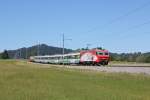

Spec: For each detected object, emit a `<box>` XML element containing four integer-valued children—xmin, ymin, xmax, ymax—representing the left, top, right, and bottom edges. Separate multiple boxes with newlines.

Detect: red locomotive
<box><xmin>80</xmin><ymin>49</ymin><xmax>110</xmax><ymax>65</ymax></box>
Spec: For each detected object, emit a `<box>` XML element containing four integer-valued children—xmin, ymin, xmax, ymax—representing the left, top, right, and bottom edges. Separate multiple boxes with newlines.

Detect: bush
<box><xmin>1</xmin><ymin>50</ymin><xmax>9</xmax><ymax>59</ymax></box>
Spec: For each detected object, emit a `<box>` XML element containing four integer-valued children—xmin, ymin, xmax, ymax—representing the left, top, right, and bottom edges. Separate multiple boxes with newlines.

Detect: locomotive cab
<box><xmin>80</xmin><ymin>49</ymin><xmax>110</xmax><ymax>66</ymax></box>
<box><xmin>96</xmin><ymin>50</ymin><xmax>109</xmax><ymax>65</ymax></box>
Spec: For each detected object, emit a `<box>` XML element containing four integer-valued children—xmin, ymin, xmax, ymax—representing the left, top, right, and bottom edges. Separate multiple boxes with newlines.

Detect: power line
<box><xmin>85</xmin><ymin>1</ymin><xmax>150</xmax><ymax>33</ymax></box>
<box><xmin>62</xmin><ymin>33</ymin><xmax>72</xmax><ymax>65</ymax></box>
<box><xmin>86</xmin><ymin>44</ymin><xmax>91</xmax><ymax>49</ymax></box>
<box><xmin>20</xmin><ymin>49</ymin><xmax>22</xmax><ymax>59</ymax></box>
<box><xmin>107</xmin><ymin>20</ymin><xmax>150</xmax><ymax>39</ymax></box>
<box><xmin>120</xmin><ymin>20</ymin><xmax>150</xmax><ymax>35</ymax></box>
<box><xmin>37</xmin><ymin>43</ymin><xmax>40</xmax><ymax>56</ymax></box>
<box><xmin>26</xmin><ymin>48</ymin><xmax>28</xmax><ymax>59</ymax></box>
<box><xmin>108</xmin><ymin>1</ymin><xmax>150</xmax><ymax>24</ymax></box>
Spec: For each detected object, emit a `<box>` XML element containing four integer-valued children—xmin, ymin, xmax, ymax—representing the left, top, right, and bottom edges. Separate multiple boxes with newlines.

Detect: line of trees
<box><xmin>110</xmin><ymin>52</ymin><xmax>150</xmax><ymax>63</ymax></box>
<box><xmin>0</xmin><ymin>50</ymin><xmax>9</xmax><ymax>59</ymax></box>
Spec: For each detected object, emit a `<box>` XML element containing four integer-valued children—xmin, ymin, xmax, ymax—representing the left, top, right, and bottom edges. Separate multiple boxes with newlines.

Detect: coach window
<box><xmin>75</xmin><ymin>55</ymin><xmax>80</xmax><ymax>59</ymax></box>
<box><xmin>44</xmin><ymin>57</ymin><xmax>47</xmax><ymax>59</ymax></box>
<box><xmin>72</xmin><ymin>55</ymin><xmax>75</xmax><ymax>59</ymax></box>
<box><xmin>64</xmin><ymin>56</ymin><xmax>67</xmax><ymax>59</ymax></box>
<box><xmin>96</xmin><ymin>52</ymin><xmax>103</xmax><ymax>55</ymax></box>
<box><xmin>67</xmin><ymin>56</ymin><xmax>71</xmax><ymax>59</ymax></box>
<box><xmin>48</xmin><ymin>57</ymin><xmax>51</xmax><ymax>60</ymax></box>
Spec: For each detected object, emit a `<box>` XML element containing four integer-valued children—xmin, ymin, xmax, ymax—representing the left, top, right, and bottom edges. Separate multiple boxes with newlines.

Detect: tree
<box><xmin>97</xmin><ymin>47</ymin><xmax>103</xmax><ymax>50</ymax></box>
<box><xmin>0</xmin><ymin>53</ymin><xmax>1</xmax><ymax>59</ymax></box>
<box><xmin>1</xmin><ymin>50</ymin><xmax>9</xmax><ymax>59</ymax></box>
<box><xmin>145</xmin><ymin>56</ymin><xmax>150</xmax><ymax>63</ymax></box>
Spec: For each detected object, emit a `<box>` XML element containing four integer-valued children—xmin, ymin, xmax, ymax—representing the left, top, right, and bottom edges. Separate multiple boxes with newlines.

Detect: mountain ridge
<box><xmin>7</xmin><ymin>44</ymin><xmax>74</xmax><ymax>59</ymax></box>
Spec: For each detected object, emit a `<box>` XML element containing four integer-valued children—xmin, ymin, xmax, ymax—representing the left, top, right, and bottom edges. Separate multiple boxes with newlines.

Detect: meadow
<box><xmin>109</xmin><ymin>61</ymin><xmax>150</xmax><ymax>67</ymax></box>
<box><xmin>0</xmin><ymin>60</ymin><xmax>150</xmax><ymax>100</ymax></box>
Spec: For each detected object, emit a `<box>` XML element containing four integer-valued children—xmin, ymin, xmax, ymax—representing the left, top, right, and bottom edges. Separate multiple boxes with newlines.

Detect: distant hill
<box><xmin>7</xmin><ymin>44</ymin><xmax>74</xmax><ymax>59</ymax></box>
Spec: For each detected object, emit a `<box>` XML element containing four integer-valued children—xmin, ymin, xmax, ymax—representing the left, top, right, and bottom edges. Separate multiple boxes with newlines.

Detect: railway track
<box><xmin>61</xmin><ymin>65</ymin><xmax>150</xmax><ymax>75</ymax></box>
<box><xmin>31</xmin><ymin>62</ymin><xmax>150</xmax><ymax>75</ymax></box>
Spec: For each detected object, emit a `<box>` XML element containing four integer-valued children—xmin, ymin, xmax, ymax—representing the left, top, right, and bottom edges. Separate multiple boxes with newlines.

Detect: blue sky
<box><xmin>0</xmin><ymin>0</ymin><xmax>150</xmax><ymax>53</ymax></box>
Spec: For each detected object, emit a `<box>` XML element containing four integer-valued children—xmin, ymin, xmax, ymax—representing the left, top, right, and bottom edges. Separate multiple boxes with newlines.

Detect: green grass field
<box><xmin>0</xmin><ymin>60</ymin><xmax>150</xmax><ymax>100</ymax></box>
<box><xmin>109</xmin><ymin>61</ymin><xmax>150</xmax><ymax>67</ymax></box>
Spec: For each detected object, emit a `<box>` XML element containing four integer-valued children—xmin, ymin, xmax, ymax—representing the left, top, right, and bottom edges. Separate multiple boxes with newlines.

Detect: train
<box><xmin>29</xmin><ymin>49</ymin><xmax>110</xmax><ymax>66</ymax></box>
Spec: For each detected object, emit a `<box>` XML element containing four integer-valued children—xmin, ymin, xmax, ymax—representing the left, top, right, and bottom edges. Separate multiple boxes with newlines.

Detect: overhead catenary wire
<box><xmin>107</xmin><ymin>20</ymin><xmax>150</xmax><ymax>38</ymax></box>
<box><xmin>81</xmin><ymin>0</ymin><xmax>150</xmax><ymax>47</ymax></box>
<box><xmin>75</xmin><ymin>1</ymin><xmax>150</xmax><ymax>51</ymax></box>
<box><xmin>108</xmin><ymin>1</ymin><xmax>150</xmax><ymax>24</ymax></box>
<box><xmin>85</xmin><ymin>1</ymin><xmax>150</xmax><ymax>34</ymax></box>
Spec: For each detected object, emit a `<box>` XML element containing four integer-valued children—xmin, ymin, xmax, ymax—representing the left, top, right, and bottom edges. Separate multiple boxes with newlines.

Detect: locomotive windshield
<box><xmin>96</xmin><ymin>52</ymin><xmax>103</xmax><ymax>55</ymax></box>
<box><xmin>104</xmin><ymin>52</ymin><xmax>109</xmax><ymax>55</ymax></box>
<box><xmin>96</xmin><ymin>52</ymin><xmax>109</xmax><ymax>55</ymax></box>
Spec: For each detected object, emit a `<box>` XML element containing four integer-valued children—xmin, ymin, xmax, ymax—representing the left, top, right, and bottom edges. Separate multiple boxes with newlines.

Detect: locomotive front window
<box><xmin>96</xmin><ymin>52</ymin><xmax>103</xmax><ymax>55</ymax></box>
<box><xmin>105</xmin><ymin>52</ymin><xmax>109</xmax><ymax>55</ymax></box>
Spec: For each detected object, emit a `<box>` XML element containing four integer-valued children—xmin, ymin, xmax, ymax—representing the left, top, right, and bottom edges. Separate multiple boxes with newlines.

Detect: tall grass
<box><xmin>0</xmin><ymin>60</ymin><xmax>150</xmax><ymax>100</ymax></box>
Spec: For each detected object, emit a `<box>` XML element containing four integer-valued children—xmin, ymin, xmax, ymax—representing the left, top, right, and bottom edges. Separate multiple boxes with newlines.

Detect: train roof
<box><xmin>31</xmin><ymin>52</ymin><xmax>80</xmax><ymax>58</ymax></box>
<box><xmin>80</xmin><ymin>49</ymin><xmax>109</xmax><ymax>52</ymax></box>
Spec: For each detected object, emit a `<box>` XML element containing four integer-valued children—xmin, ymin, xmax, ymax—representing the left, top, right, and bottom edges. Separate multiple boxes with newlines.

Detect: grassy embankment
<box><xmin>109</xmin><ymin>61</ymin><xmax>150</xmax><ymax>67</ymax></box>
<box><xmin>0</xmin><ymin>60</ymin><xmax>150</xmax><ymax>100</ymax></box>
